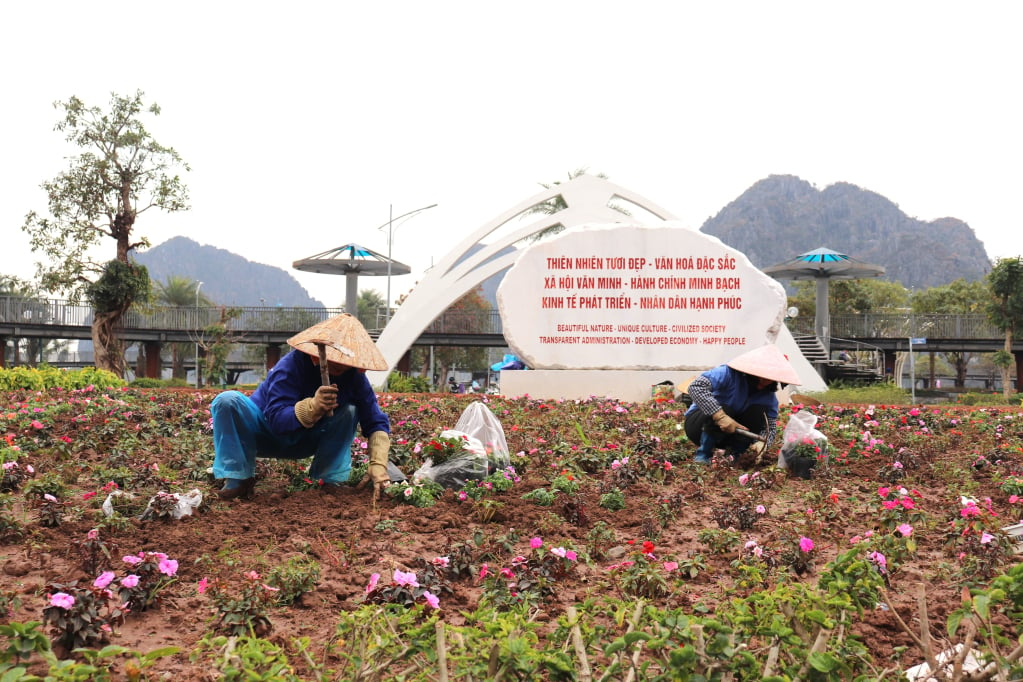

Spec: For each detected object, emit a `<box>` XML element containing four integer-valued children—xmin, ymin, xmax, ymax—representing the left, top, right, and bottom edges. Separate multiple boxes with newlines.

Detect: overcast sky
<box><xmin>3</xmin><ymin>1</ymin><xmax>1020</xmax><ymax>307</ymax></box>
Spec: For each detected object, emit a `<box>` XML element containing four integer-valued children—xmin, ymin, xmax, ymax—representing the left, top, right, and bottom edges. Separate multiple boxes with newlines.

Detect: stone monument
<box><xmin>496</xmin><ymin>221</ymin><xmax>825</xmax><ymax>401</ymax></box>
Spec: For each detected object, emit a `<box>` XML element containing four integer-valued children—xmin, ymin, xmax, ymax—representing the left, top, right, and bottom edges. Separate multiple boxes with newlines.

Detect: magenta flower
<box><xmin>799</xmin><ymin>537</ymin><xmax>815</xmax><ymax>552</ymax></box>
<box><xmin>565</xmin><ymin>549</ymin><xmax>578</xmax><ymax>561</ymax></box>
<box><xmin>499</xmin><ymin>567</ymin><xmax>515</xmax><ymax>579</ymax></box>
<box><xmin>393</xmin><ymin>569</ymin><xmax>419</xmax><ymax>587</ymax></box>
<box><xmin>121</xmin><ymin>574</ymin><xmax>140</xmax><ymax>589</ymax></box>
<box><xmin>868</xmin><ymin>551</ymin><xmax>887</xmax><ymax>572</ymax></box>
<box><xmin>93</xmin><ymin>571</ymin><xmax>116</xmax><ymax>589</ymax></box>
<box><xmin>530</xmin><ymin>536</ymin><xmax>543</xmax><ymax>549</ymax></box>
<box><xmin>196</xmin><ymin>577</ymin><xmax>208</xmax><ymax>594</ymax></box>
<box><xmin>158</xmin><ymin>558</ymin><xmax>179</xmax><ymax>576</ymax></box>
<box><xmin>423</xmin><ymin>590</ymin><xmax>440</xmax><ymax>609</ymax></box>
<box><xmin>479</xmin><ymin>562</ymin><xmax>490</xmax><ymax>580</ymax></box>
<box><xmin>49</xmin><ymin>592</ymin><xmax>75</xmax><ymax>609</ymax></box>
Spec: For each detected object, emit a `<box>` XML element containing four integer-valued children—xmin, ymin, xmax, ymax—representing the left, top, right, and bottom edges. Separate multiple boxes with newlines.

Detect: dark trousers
<box><xmin>685</xmin><ymin>405</ymin><xmax>770</xmax><ymax>460</ymax></box>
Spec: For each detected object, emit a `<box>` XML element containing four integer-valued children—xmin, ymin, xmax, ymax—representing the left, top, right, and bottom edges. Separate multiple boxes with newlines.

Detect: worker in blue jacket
<box><xmin>210</xmin><ymin>314</ymin><xmax>391</xmax><ymax>500</ymax></box>
<box><xmin>684</xmin><ymin>344</ymin><xmax>800</xmax><ymax>465</ymax></box>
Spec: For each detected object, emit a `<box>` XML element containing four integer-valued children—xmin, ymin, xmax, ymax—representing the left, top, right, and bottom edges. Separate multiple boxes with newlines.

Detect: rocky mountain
<box><xmin>700</xmin><ymin>175</ymin><xmax>991</xmax><ymax>289</ymax></box>
<box><xmin>133</xmin><ymin>236</ymin><xmax>325</xmax><ymax>308</ymax></box>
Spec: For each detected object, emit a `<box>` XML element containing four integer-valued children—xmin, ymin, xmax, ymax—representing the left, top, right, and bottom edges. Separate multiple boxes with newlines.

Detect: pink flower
<box><xmin>158</xmin><ymin>558</ymin><xmax>179</xmax><ymax>576</ymax></box>
<box><xmin>499</xmin><ymin>567</ymin><xmax>515</xmax><ymax>579</ymax></box>
<box><xmin>457</xmin><ymin>491</ymin><xmax>468</xmax><ymax>501</ymax></box>
<box><xmin>423</xmin><ymin>590</ymin><xmax>440</xmax><ymax>609</ymax></box>
<box><xmin>244</xmin><ymin>570</ymin><xmax>261</xmax><ymax>581</ymax></box>
<box><xmin>565</xmin><ymin>550</ymin><xmax>578</xmax><ymax>561</ymax></box>
<box><xmin>196</xmin><ymin>577</ymin><xmax>208</xmax><ymax>594</ymax></box>
<box><xmin>49</xmin><ymin>592</ymin><xmax>75</xmax><ymax>609</ymax></box>
<box><xmin>93</xmin><ymin>571</ymin><xmax>116</xmax><ymax>589</ymax></box>
<box><xmin>31</xmin><ymin>420</ymin><xmax>44</xmax><ymax>429</ymax></box>
<box><xmin>868</xmin><ymin>551</ymin><xmax>887</xmax><ymax>572</ymax></box>
<box><xmin>981</xmin><ymin>532</ymin><xmax>994</xmax><ymax>544</ymax></box>
<box><xmin>121</xmin><ymin>574</ymin><xmax>140</xmax><ymax>589</ymax></box>
<box><xmin>365</xmin><ymin>573</ymin><xmax>380</xmax><ymax>594</ymax></box>
<box><xmin>123</xmin><ymin>555</ymin><xmax>143</xmax><ymax>566</ymax></box>
<box><xmin>738</xmin><ymin>473</ymin><xmax>750</xmax><ymax>486</ymax></box>
<box><xmin>393</xmin><ymin>569</ymin><xmax>419</xmax><ymax>587</ymax></box>
<box><xmin>550</xmin><ymin>547</ymin><xmax>567</xmax><ymax>558</ymax></box>
<box><xmin>86</xmin><ymin>528</ymin><xmax>100</xmax><ymax>540</ymax></box>
<box><xmin>43</xmin><ymin>493</ymin><xmax>58</xmax><ymax>503</ymax></box>
<box><xmin>530</xmin><ymin>536</ymin><xmax>543</xmax><ymax>549</ymax></box>
<box><xmin>799</xmin><ymin>537</ymin><xmax>815</xmax><ymax>553</ymax></box>
<box><xmin>755</xmin><ymin>505</ymin><xmax>766</xmax><ymax>514</ymax></box>
<box><xmin>897</xmin><ymin>524</ymin><xmax>913</xmax><ymax>537</ymax></box>
<box><xmin>82</xmin><ymin>491</ymin><xmax>97</xmax><ymax>501</ymax></box>
<box><xmin>663</xmin><ymin>561</ymin><xmax>678</xmax><ymax>572</ymax></box>
<box><xmin>431</xmin><ymin>556</ymin><xmax>449</xmax><ymax>567</ymax></box>
<box><xmin>877</xmin><ymin>486</ymin><xmax>890</xmax><ymax>498</ymax></box>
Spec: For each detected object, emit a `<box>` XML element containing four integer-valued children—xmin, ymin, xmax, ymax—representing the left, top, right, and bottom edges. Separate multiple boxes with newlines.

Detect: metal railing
<box><xmin>0</xmin><ymin>297</ymin><xmax>1006</xmax><ymax>344</ymax></box>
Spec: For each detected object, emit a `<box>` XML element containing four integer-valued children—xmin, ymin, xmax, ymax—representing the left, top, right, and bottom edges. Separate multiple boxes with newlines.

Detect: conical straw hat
<box><xmin>287</xmin><ymin>314</ymin><xmax>388</xmax><ymax>371</ymax></box>
<box><xmin>726</xmin><ymin>344</ymin><xmax>801</xmax><ymax>385</ymax></box>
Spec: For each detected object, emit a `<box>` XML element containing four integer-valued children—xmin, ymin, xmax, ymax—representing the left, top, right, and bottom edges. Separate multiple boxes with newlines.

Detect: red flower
<box><xmin>642</xmin><ymin>541</ymin><xmax>655</xmax><ymax>554</ymax></box>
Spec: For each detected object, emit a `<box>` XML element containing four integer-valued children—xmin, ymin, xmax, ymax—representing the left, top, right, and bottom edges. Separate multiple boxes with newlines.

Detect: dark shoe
<box><xmin>217</xmin><ymin>478</ymin><xmax>256</xmax><ymax>501</ymax></box>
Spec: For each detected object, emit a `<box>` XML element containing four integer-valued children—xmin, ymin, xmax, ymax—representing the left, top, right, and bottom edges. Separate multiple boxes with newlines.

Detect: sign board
<box><xmin>910</xmin><ymin>337</ymin><xmax>927</xmax><ymax>345</ymax></box>
<box><xmin>496</xmin><ymin>222</ymin><xmax>789</xmax><ymax>370</ymax></box>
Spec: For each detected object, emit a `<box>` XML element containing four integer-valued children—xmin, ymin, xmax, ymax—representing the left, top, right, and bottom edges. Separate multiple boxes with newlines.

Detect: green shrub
<box><xmin>0</xmin><ymin>366</ymin><xmax>125</xmax><ymax>391</ymax></box>
<box><xmin>386</xmin><ymin>372</ymin><xmax>432</xmax><ymax>393</ymax></box>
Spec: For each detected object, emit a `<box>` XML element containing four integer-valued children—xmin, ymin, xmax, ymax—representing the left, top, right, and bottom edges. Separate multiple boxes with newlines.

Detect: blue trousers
<box><xmin>211</xmin><ymin>391</ymin><xmax>357</xmax><ymax>484</ymax></box>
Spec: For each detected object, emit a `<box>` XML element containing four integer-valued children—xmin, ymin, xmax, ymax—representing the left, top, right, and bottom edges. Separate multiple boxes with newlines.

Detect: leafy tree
<box><xmin>789</xmin><ymin>278</ymin><xmax>909</xmax><ymax>318</ymax></box>
<box><xmin>912</xmin><ymin>279</ymin><xmax>990</xmax><ymax>388</ymax></box>
<box><xmin>408</xmin><ymin>285</ymin><xmax>492</xmax><ymax>386</ymax></box>
<box><xmin>986</xmin><ymin>257</ymin><xmax>1023</xmax><ymax>399</ymax></box>
<box><xmin>21</xmin><ymin>91</ymin><xmax>190</xmax><ymax>377</ymax></box>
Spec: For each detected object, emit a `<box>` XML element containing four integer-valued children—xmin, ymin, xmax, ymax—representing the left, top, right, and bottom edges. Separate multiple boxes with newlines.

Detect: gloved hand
<box><xmin>749</xmin><ymin>440</ymin><xmax>766</xmax><ymax>462</ymax></box>
<box><xmin>294</xmin><ymin>385</ymin><xmax>338</xmax><ymax>428</ymax></box>
<box><xmin>711</xmin><ymin>409</ymin><xmax>747</xmax><ymax>435</ymax></box>
<box><xmin>361</xmin><ymin>431</ymin><xmax>391</xmax><ymax>501</ymax></box>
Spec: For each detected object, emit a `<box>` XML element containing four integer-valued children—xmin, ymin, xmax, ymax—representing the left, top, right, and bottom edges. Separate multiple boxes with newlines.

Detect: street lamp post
<box><xmin>195</xmin><ymin>281</ymin><xmax>203</xmax><ymax>388</ymax></box>
<box><xmin>379</xmin><ymin>203</ymin><xmax>437</xmax><ymax>323</ymax></box>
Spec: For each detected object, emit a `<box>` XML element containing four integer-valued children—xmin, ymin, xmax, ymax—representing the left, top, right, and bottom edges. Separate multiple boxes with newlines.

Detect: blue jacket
<box><xmin>685</xmin><ymin>364</ymin><xmax>779</xmax><ymax>421</ymax></box>
<box><xmin>250</xmin><ymin>350</ymin><xmax>390</xmax><ymax>437</ymax></box>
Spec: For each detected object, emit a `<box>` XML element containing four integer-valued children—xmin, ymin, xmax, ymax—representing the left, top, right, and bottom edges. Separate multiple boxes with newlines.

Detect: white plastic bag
<box><xmin>138</xmin><ymin>489</ymin><xmax>204</xmax><ymax>520</ymax></box>
<box><xmin>413</xmin><ymin>402</ymin><xmax>511</xmax><ymax>489</ymax></box>
<box><xmin>777</xmin><ymin>411</ymin><xmax>828</xmax><ymax>478</ymax></box>
<box><xmin>454</xmin><ymin>401</ymin><xmax>510</xmax><ymax>468</ymax></box>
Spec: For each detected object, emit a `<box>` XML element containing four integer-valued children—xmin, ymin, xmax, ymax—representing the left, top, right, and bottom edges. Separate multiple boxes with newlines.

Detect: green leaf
<box><xmin>808</xmin><ymin>651</ymin><xmax>840</xmax><ymax>672</ymax></box>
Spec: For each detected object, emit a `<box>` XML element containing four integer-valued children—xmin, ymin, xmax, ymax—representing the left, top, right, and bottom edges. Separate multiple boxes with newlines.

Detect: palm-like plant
<box><xmin>522</xmin><ymin>168</ymin><xmax>630</xmax><ymax>243</ymax></box>
<box><xmin>154</xmin><ymin>276</ymin><xmax>210</xmax><ymax>379</ymax></box>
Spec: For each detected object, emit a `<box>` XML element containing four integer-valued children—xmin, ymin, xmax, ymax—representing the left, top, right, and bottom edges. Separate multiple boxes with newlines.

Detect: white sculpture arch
<box><xmin>368</xmin><ymin>174</ymin><xmax>679</xmax><ymax>384</ymax></box>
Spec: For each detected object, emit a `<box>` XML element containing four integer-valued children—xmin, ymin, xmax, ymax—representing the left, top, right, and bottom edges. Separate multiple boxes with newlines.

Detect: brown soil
<box><xmin>2</xmin><ymin>390</ymin><xmax>1020</xmax><ymax>679</ymax></box>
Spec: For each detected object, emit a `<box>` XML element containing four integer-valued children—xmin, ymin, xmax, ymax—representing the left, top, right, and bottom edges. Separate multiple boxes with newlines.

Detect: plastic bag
<box><xmin>413</xmin><ymin>402</ymin><xmax>510</xmax><ymax>489</ymax></box>
<box><xmin>139</xmin><ymin>489</ymin><xmax>204</xmax><ymax>520</ymax></box>
<box><xmin>651</xmin><ymin>381</ymin><xmax>675</xmax><ymax>403</ymax></box>
<box><xmin>777</xmin><ymin>411</ymin><xmax>828</xmax><ymax>479</ymax></box>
